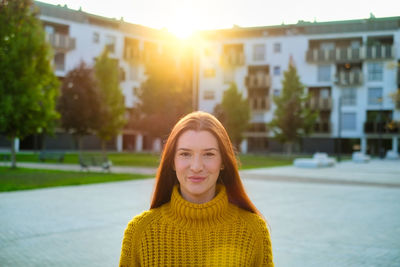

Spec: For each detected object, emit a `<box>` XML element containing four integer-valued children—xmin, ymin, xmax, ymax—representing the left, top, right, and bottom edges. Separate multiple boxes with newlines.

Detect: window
<box><xmin>204</xmin><ymin>68</ymin><xmax>216</xmax><ymax>78</ymax></box>
<box><xmin>273</xmin><ymin>43</ymin><xmax>281</xmax><ymax>53</ymax></box>
<box><xmin>321</xmin><ymin>42</ymin><xmax>334</xmax><ymax>50</ymax></box>
<box><xmin>93</xmin><ymin>32</ymin><xmax>100</xmax><ymax>43</ymax></box>
<box><xmin>129</xmin><ymin>65</ymin><xmax>139</xmax><ymax>81</ymax></box>
<box><xmin>368</xmin><ymin>62</ymin><xmax>383</xmax><ymax>81</ymax></box>
<box><xmin>317</xmin><ymin>65</ymin><xmax>331</xmax><ymax>82</ymax></box>
<box><xmin>44</xmin><ymin>25</ymin><xmax>55</xmax><ymax>35</ymax></box>
<box><xmin>253</xmin><ymin>44</ymin><xmax>266</xmax><ymax>61</ymax></box>
<box><xmin>203</xmin><ymin>90</ymin><xmax>215</xmax><ymax>100</ymax></box>
<box><xmin>273</xmin><ymin>66</ymin><xmax>280</xmax><ymax>76</ymax></box>
<box><xmin>341</xmin><ymin>88</ymin><xmax>356</xmax><ymax>106</ymax></box>
<box><xmin>368</xmin><ymin>87</ymin><xmax>383</xmax><ymax>105</ymax></box>
<box><xmin>105</xmin><ymin>35</ymin><xmax>116</xmax><ymax>53</ymax></box>
<box><xmin>320</xmin><ymin>88</ymin><xmax>330</xmax><ymax>99</ymax></box>
<box><xmin>223</xmin><ymin>69</ymin><xmax>234</xmax><ymax>83</ymax></box>
<box><xmin>341</xmin><ymin>112</ymin><xmax>356</xmax><ymax>131</ymax></box>
<box><xmin>54</xmin><ymin>52</ymin><xmax>65</xmax><ymax>71</ymax></box>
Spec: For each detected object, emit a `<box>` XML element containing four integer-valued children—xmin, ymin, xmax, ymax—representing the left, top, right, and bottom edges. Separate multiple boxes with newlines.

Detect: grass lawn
<box><xmin>0</xmin><ymin>167</ymin><xmax>152</xmax><ymax>192</ymax></box>
<box><xmin>238</xmin><ymin>154</ymin><xmax>297</xmax><ymax>169</ymax></box>
<box><xmin>0</xmin><ymin>152</ymin><xmax>161</xmax><ymax>167</ymax></box>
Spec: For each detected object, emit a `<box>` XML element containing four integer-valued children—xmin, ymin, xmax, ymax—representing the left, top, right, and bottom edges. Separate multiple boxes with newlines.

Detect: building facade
<box><xmin>196</xmin><ymin>18</ymin><xmax>400</xmax><ymax>156</ymax></box>
<box><xmin>3</xmin><ymin>1</ymin><xmax>399</xmax><ymax>156</ymax></box>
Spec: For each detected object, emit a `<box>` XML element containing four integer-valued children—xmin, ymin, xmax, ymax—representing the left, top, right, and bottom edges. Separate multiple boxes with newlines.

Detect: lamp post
<box><xmin>377</xmin><ymin>96</ymin><xmax>383</xmax><ymax>159</ymax></box>
<box><xmin>337</xmin><ymin>95</ymin><xmax>342</xmax><ymax>162</ymax></box>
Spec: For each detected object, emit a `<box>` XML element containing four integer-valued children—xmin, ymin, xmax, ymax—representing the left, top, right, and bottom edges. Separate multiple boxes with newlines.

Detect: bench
<box><xmin>39</xmin><ymin>150</ymin><xmax>65</xmax><ymax>162</ymax></box>
<box><xmin>352</xmin><ymin>152</ymin><xmax>370</xmax><ymax>163</ymax></box>
<box><xmin>385</xmin><ymin>150</ymin><xmax>399</xmax><ymax>160</ymax></box>
<box><xmin>1</xmin><ymin>154</ymin><xmax>11</xmax><ymax>166</ymax></box>
<box><xmin>294</xmin><ymin>152</ymin><xmax>336</xmax><ymax>168</ymax></box>
<box><xmin>79</xmin><ymin>154</ymin><xmax>112</xmax><ymax>172</ymax></box>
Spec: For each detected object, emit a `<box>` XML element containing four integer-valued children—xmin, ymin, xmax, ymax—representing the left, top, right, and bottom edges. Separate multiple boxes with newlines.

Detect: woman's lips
<box><xmin>188</xmin><ymin>176</ymin><xmax>206</xmax><ymax>182</ymax></box>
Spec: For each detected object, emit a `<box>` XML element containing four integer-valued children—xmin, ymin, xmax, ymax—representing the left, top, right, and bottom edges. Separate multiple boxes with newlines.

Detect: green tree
<box><xmin>214</xmin><ymin>83</ymin><xmax>250</xmax><ymax>150</ymax></box>
<box><xmin>0</xmin><ymin>0</ymin><xmax>60</xmax><ymax>168</ymax></box>
<box><xmin>94</xmin><ymin>49</ymin><xmax>126</xmax><ymax>158</ymax></box>
<box><xmin>135</xmin><ymin>51</ymin><xmax>192</xmax><ymax>138</ymax></box>
<box><xmin>57</xmin><ymin>62</ymin><xmax>101</xmax><ymax>153</ymax></box>
<box><xmin>269</xmin><ymin>62</ymin><xmax>317</xmax><ymax>154</ymax></box>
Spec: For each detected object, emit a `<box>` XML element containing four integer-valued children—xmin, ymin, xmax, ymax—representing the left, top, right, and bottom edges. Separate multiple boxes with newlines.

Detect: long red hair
<box><xmin>150</xmin><ymin>111</ymin><xmax>262</xmax><ymax>217</ymax></box>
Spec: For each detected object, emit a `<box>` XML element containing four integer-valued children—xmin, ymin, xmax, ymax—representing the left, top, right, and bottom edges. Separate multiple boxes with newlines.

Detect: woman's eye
<box><xmin>204</xmin><ymin>152</ymin><xmax>215</xmax><ymax>157</ymax></box>
<box><xmin>179</xmin><ymin>152</ymin><xmax>191</xmax><ymax>157</ymax></box>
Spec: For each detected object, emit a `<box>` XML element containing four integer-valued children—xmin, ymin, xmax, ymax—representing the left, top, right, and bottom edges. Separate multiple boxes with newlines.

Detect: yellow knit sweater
<box><xmin>120</xmin><ymin>185</ymin><xmax>273</xmax><ymax>266</ymax></box>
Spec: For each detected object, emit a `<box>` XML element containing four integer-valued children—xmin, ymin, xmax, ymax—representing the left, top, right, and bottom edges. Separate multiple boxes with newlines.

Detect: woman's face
<box><xmin>174</xmin><ymin>130</ymin><xmax>223</xmax><ymax>204</ymax></box>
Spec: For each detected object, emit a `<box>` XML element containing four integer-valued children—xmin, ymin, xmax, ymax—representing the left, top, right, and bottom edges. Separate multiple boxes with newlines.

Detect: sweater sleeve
<box><xmin>119</xmin><ymin>211</ymin><xmax>152</xmax><ymax>267</ymax></box>
<box><xmin>119</xmin><ymin>218</ymin><xmax>140</xmax><ymax>267</ymax></box>
<box><xmin>253</xmin><ymin>215</ymin><xmax>274</xmax><ymax>266</ymax></box>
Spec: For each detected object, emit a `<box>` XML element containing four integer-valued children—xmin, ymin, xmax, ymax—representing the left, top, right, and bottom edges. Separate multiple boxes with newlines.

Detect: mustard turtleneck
<box><xmin>120</xmin><ymin>185</ymin><xmax>273</xmax><ymax>266</ymax></box>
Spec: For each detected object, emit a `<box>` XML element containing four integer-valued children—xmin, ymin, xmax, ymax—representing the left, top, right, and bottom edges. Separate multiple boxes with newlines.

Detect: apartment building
<box><xmin>197</xmin><ymin>18</ymin><xmax>400</xmax><ymax>156</ymax></box>
<box><xmin>3</xmin><ymin>1</ymin><xmax>398</xmax><ymax>157</ymax></box>
<box><xmin>10</xmin><ymin>1</ymin><xmax>178</xmax><ymax>152</ymax></box>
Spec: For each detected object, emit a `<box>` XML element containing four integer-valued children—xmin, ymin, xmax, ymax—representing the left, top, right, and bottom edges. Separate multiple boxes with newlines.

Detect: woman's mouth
<box><xmin>188</xmin><ymin>176</ymin><xmax>206</xmax><ymax>183</ymax></box>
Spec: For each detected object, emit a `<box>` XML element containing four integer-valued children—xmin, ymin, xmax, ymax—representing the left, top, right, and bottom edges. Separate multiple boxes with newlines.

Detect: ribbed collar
<box><xmin>163</xmin><ymin>184</ymin><xmax>234</xmax><ymax>228</ymax></box>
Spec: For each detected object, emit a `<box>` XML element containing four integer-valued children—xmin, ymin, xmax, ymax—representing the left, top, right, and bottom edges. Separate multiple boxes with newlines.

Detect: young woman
<box><xmin>120</xmin><ymin>111</ymin><xmax>273</xmax><ymax>266</ymax></box>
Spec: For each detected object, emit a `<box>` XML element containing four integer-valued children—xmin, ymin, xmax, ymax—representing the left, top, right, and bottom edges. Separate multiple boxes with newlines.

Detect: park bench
<box><xmin>294</xmin><ymin>152</ymin><xmax>336</xmax><ymax>168</ymax></box>
<box><xmin>79</xmin><ymin>154</ymin><xmax>112</xmax><ymax>172</ymax></box>
<box><xmin>39</xmin><ymin>150</ymin><xmax>65</xmax><ymax>162</ymax></box>
<box><xmin>352</xmin><ymin>152</ymin><xmax>370</xmax><ymax>163</ymax></box>
<box><xmin>1</xmin><ymin>154</ymin><xmax>11</xmax><ymax>166</ymax></box>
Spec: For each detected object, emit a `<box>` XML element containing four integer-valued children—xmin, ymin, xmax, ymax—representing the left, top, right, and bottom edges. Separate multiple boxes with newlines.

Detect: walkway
<box><xmin>1</xmin><ymin>159</ymin><xmax>400</xmax><ymax>266</ymax></box>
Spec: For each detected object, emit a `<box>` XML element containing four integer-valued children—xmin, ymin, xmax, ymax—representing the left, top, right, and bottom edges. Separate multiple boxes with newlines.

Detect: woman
<box><xmin>120</xmin><ymin>111</ymin><xmax>273</xmax><ymax>266</ymax></box>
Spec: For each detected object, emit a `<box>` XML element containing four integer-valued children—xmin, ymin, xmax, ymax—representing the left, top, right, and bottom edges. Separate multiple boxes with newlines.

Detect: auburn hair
<box><xmin>150</xmin><ymin>111</ymin><xmax>262</xmax><ymax>217</ymax></box>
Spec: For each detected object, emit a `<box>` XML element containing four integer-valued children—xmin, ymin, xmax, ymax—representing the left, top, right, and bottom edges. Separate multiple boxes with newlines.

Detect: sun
<box><xmin>167</xmin><ymin>8</ymin><xmax>198</xmax><ymax>39</ymax></box>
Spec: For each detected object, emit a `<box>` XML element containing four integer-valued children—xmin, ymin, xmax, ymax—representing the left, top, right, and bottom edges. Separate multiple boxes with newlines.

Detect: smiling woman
<box><xmin>120</xmin><ymin>111</ymin><xmax>273</xmax><ymax>266</ymax></box>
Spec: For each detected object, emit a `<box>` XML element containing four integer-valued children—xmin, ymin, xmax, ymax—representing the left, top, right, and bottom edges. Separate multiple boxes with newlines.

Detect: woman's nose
<box><xmin>190</xmin><ymin>155</ymin><xmax>203</xmax><ymax>172</ymax></box>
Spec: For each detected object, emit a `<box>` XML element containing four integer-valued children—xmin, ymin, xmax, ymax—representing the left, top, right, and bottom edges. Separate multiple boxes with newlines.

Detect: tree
<box><xmin>135</xmin><ymin>49</ymin><xmax>192</xmax><ymax>139</ymax></box>
<box><xmin>94</xmin><ymin>49</ymin><xmax>126</xmax><ymax>158</ymax></box>
<box><xmin>57</xmin><ymin>62</ymin><xmax>101</xmax><ymax>152</ymax></box>
<box><xmin>269</xmin><ymin>62</ymin><xmax>317</xmax><ymax>154</ymax></box>
<box><xmin>0</xmin><ymin>0</ymin><xmax>60</xmax><ymax>168</ymax></box>
<box><xmin>214</xmin><ymin>83</ymin><xmax>250</xmax><ymax>150</ymax></box>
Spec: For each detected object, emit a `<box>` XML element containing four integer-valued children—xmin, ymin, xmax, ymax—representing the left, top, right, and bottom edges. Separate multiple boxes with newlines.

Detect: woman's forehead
<box><xmin>176</xmin><ymin>130</ymin><xmax>219</xmax><ymax>149</ymax></box>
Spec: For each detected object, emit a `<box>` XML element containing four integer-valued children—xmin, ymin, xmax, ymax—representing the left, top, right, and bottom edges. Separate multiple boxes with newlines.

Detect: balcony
<box><xmin>335</xmin><ymin>71</ymin><xmax>363</xmax><ymax>87</ymax></box>
<box><xmin>306</xmin><ymin>44</ymin><xmax>395</xmax><ymax>63</ymax></box>
<box><xmin>364</xmin><ymin>121</ymin><xmax>399</xmax><ymax>134</ymax></box>
<box><xmin>221</xmin><ymin>52</ymin><xmax>245</xmax><ymax>67</ymax></box>
<box><xmin>314</xmin><ymin>122</ymin><xmax>331</xmax><ymax>134</ymax></box>
<box><xmin>46</xmin><ymin>33</ymin><xmax>75</xmax><ymax>52</ymax></box>
<box><xmin>306</xmin><ymin>47</ymin><xmax>361</xmax><ymax>63</ymax></box>
<box><xmin>307</xmin><ymin>97</ymin><xmax>332</xmax><ymax>110</ymax></box>
<box><xmin>124</xmin><ymin>46</ymin><xmax>141</xmax><ymax>64</ymax></box>
<box><xmin>245</xmin><ymin>75</ymin><xmax>271</xmax><ymax>88</ymax></box>
<box><xmin>365</xmin><ymin>44</ymin><xmax>394</xmax><ymax>60</ymax></box>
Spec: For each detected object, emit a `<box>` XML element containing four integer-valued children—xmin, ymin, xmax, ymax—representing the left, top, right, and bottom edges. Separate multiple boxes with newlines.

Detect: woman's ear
<box><xmin>220</xmin><ymin>165</ymin><xmax>224</xmax><ymax>170</ymax></box>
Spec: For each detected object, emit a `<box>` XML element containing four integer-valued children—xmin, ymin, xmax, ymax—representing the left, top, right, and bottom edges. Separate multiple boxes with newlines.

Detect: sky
<box><xmin>38</xmin><ymin>0</ymin><xmax>400</xmax><ymax>38</ymax></box>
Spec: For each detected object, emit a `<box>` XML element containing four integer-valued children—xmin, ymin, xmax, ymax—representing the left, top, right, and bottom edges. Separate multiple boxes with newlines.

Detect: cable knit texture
<box><xmin>120</xmin><ymin>185</ymin><xmax>273</xmax><ymax>266</ymax></box>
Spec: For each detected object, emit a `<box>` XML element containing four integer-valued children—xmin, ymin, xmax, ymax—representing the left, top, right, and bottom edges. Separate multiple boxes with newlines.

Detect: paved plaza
<box><xmin>1</xmin><ymin>160</ymin><xmax>400</xmax><ymax>266</ymax></box>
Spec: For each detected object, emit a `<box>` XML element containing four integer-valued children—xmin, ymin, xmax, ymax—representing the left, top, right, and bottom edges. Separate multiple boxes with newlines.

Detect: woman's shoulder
<box><xmin>233</xmin><ymin>205</ymin><xmax>269</xmax><ymax>232</ymax></box>
<box><xmin>125</xmin><ymin>207</ymin><xmax>162</xmax><ymax>233</ymax></box>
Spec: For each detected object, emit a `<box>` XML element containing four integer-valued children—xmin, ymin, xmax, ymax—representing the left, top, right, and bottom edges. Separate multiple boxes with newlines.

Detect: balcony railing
<box><xmin>365</xmin><ymin>45</ymin><xmax>394</xmax><ymax>60</ymax></box>
<box><xmin>221</xmin><ymin>52</ymin><xmax>245</xmax><ymax>67</ymax></box>
<box><xmin>314</xmin><ymin>122</ymin><xmax>331</xmax><ymax>133</ymax></box>
<box><xmin>335</xmin><ymin>71</ymin><xmax>363</xmax><ymax>87</ymax></box>
<box><xmin>308</xmin><ymin>97</ymin><xmax>332</xmax><ymax>110</ymax></box>
<box><xmin>46</xmin><ymin>33</ymin><xmax>76</xmax><ymax>51</ymax></box>
<box><xmin>306</xmin><ymin>44</ymin><xmax>394</xmax><ymax>63</ymax></box>
<box><xmin>364</xmin><ymin>121</ymin><xmax>399</xmax><ymax>134</ymax></box>
<box><xmin>245</xmin><ymin>75</ymin><xmax>271</xmax><ymax>88</ymax></box>
<box><xmin>124</xmin><ymin>46</ymin><xmax>141</xmax><ymax>63</ymax></box>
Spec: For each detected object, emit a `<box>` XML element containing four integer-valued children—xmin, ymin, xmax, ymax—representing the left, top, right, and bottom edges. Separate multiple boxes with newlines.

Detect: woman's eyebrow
<box><xmin>176</xmin><ymin>147</ymin><xmax>219</xmax><ymax>151</ymax></box>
